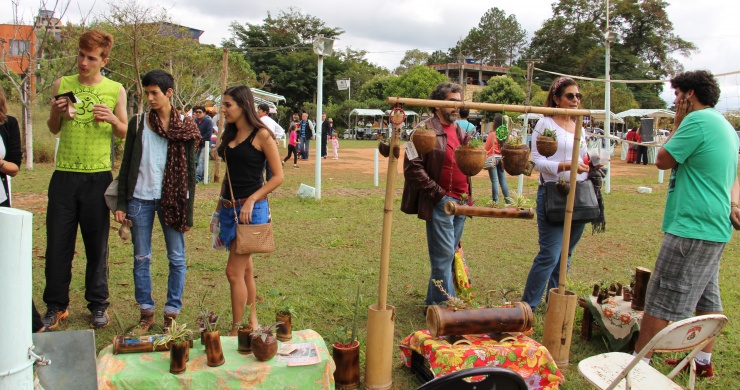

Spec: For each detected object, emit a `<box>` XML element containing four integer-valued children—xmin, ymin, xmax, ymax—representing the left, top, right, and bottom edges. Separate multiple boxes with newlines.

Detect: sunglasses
<box><xmin>562</xmin><ymin>93</ymin><xmax>582</xmax><ymax>101</ymax></box>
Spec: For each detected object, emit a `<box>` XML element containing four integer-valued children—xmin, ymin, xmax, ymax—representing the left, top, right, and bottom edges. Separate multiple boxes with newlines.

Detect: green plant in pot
<box><xmin>199</xmin><ymin>310</ymin><xmax>225</xmax><ymax>367</ymax></box>
<box><xmin>454</xmin><ymin>139</ymin><xmax>486</xmax><ymax>176</ymax></box>
<box><xmin>251</xmin><ymin>322</ymin><xmax>283</xmax><ymax>362</ymax></box>
<box><xmin>237</xmin><ymin>305</ymin><xmax>254</xmax><ymax>354</ymax></box>
<box><xmin>536</xmin><ymin>128</ymin><xmax>558</xmax><ymax>157</ymax></box>
<box><xmin>275</xmin><ymin>303</ymin><xmax>296</xmax><ymax>342</ymax></box>
<box><xmin>411</xmin><ymin>124</ymin><xmax>435</xmax><ymax>155</ymax></box>
<box><xmin>152</xmin><ymin>318</ymin><xmax>192</xmax><ymax>375</ymax></box>
<box><xmin>333</xmin><ymin>284</ymin><xmax>362</xmax><ymax>390</ymax></box>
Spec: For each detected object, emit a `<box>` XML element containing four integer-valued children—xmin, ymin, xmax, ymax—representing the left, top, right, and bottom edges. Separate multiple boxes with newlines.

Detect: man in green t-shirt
<box><xmin>634</xmin><ymin>70</ymin><xmax>739</xmax><ymax>378</ymax></box>
<box><xmin>42</xmin><ymin>29</ymin><xmax>128</xmax><ymax>329</ymax></box>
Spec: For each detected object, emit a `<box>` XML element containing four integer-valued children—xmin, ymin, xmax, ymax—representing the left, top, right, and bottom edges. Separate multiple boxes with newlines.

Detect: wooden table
<box><xmin>579</xmin><ymin>297</ymin><xmax>641</xmax><ymax>352</ymax></box>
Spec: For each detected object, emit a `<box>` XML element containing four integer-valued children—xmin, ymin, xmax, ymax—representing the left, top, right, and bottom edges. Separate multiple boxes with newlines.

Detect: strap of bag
<box><xmin>223</xmin><ymin>154</ymin><xmax>239</xmax><ymax>224</ymax></box>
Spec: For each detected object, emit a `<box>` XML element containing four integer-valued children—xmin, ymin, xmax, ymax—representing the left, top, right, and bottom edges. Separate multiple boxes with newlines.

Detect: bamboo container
<box><xmin>426</xmin><ymin>303</ymin><xmax>533</xmax><ymax>338</ymax></box>
<box><xmin>445</xmin><ymin>202</ymin><xmax>535</xmax><ymax>219</ymax></box>
<box><xmin>631</xmin><ymin>267</ymin><xmax>652</xmax><ymax>311</ymax></box>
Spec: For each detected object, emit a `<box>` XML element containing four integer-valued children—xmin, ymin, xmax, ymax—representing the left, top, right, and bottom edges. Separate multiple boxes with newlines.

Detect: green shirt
<box><xmin>662</xmin><ymin>108</ymin><xmax>739</xmax><ymax>242</ymax></box>
<box><xmin>56</xmin><ymin>75</ymin><xmax>121</xmax><ymax>172</ymax></box>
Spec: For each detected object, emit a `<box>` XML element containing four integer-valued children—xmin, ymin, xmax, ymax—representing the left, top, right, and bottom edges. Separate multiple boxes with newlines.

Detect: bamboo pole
<box><xmin>385</xmin><ymin>97</ymin><xmax>591</xmax><ymax>117</ymax></box>
<box><xmin>445</xmin><ymin>202</ymin><xmax>534</xmax><ymax>219</ymax></box>
<box><xmin>558</xmin><ymin>115</ymin><xmax>584</xmax><ymax>294</ymax></box>
<box><xmin>213</xmin><ymin>48</ymin><xmax>228</xmax><ymax>184</ymax></box>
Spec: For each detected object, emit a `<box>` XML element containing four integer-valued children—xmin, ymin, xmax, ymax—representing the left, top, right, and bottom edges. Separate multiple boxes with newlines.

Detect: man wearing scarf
<box><xmin>114</xmin><ymin>70</ymin><xmax>200</xmax><ymax>332</ymax></box>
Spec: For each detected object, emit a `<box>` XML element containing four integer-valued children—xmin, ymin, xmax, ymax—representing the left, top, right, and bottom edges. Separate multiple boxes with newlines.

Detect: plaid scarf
<box><xmin>148</xmin><ymin>108</ymin><xmax>201</xmax><ymax>232</ymax></box>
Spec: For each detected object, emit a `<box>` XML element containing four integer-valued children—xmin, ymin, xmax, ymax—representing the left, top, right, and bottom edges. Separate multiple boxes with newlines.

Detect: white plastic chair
<box><xmin>578</xmin><ymin>314</ymin><xmax>728</xmax><ymax>390</ymax></box>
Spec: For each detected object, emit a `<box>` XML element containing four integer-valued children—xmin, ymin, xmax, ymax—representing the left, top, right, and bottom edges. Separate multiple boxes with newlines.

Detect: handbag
<box><xmin>543</xmin><ymin>180</ymin><xmax>599</xmax><ymax>224</ymax></box>
<box><xmin>224</xmin><ymin>155</ymin><xmax>275</xmax><ymax>254</ymax></box>
<box><xmin>482</xmin><ymin>155</ymin><xmax>495</xmax><ymax>170</ymax></box>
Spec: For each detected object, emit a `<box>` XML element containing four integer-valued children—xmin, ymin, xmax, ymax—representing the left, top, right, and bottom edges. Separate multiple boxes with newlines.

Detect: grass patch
<box><xmin>12</xmin><ymin>149</ymin><xmax>739</xmax><ymax>389</ymax></box>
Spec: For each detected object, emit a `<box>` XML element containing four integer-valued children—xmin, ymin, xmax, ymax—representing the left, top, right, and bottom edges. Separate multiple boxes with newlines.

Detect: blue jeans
<box><xmin>300</xmin><ymin>137</ymin><xmax>310</xmax><ymax>159</ymax></box>
<box><xmin>128</xmin><ymin>198</ymin><xmax>186</xmax><ymax>314</ymax></box>
<box><xmin>521</xmin><ymin>186</ymin><xmax>586</xmax><ymax>311</ymax></box>
<box><xmin>425</xmin><ymin>196</ymin><xmax>466</xmax><ymax>305</ymax></box>
<box><xmin>196</xmin><ymin>147</ymin><xmax>207</xmax><ymax>182</ymax></box>
<box><xmin>488</xmin><ymin>161</ymin><xmax>510</xmax><ymax>203</ymax></box>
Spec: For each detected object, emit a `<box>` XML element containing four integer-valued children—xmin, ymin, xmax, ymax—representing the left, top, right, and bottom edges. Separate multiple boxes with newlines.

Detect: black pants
<box><xmin>637</xmin><ymin>146</ymin><xmax>649</xmax><ymax>165</ymax></box>
<box><xmin>43</xmin><ymin>171</ymin><xmax>111</xmax><ymax>312</ymax></box>
<box><xmin>321</xmin><ymin>135</ymin><xmax>328</xmax><ymax>158</ymax></box>
<box><xmin>284</xmin><ymin>145</ymin><xmax>298</xmax><ymax>164</ymax></box>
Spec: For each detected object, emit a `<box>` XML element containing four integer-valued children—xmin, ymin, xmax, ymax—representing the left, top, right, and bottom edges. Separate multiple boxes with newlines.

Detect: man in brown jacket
<box><xmin>401</xmin><ymin>82</ymin><xmax>472</xmax><ymax>308</ymax></box>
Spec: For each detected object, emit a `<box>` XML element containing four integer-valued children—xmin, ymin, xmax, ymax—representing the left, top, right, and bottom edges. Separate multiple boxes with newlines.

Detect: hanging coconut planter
<box><xmin>454</xmin><ymin>140</ymin><xmax>486</xmax><ymax>176</ymax></box>
<box><xmin>411</xmin><ymin>128</ymin><xmax>435</xmax><ymax>155</ymax></box>
<box><xmin>501</xmin><ymin>143</ymin><xmax>531</xmax><ymax>176</ymax></box>
<box><xmin>252</xmin><ymin>322</ymin><xmax>282</xmax><ymax>362</ymax></box>
<box><xmin>378</xmin><ymin>140</ymin><xmax>400</xmax><ymax>159</ymax></box>
<box><xmin>536</xmin><ymin>128</ymin><xmax>558</xmax><ymax>157</ymax></box>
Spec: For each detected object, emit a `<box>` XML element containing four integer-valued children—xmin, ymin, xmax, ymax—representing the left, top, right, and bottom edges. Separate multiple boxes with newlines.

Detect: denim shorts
<box><xmin>218</xmin><ymin>198</ymin><xmax>270</xmax><ymax>250</ymax></box>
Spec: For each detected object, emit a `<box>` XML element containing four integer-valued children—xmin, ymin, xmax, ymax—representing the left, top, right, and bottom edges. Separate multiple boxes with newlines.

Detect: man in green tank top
<box><xmin>42</xmin><ymin>29</ymin><xmax>128</xmax><ymax>329</ymax></box>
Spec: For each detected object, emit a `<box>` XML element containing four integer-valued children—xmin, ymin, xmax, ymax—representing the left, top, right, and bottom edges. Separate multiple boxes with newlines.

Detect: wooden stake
<box><xmin>558</xmin><ymin>115</ymin><xmax>584</xmax><ymax>294</ymax></box>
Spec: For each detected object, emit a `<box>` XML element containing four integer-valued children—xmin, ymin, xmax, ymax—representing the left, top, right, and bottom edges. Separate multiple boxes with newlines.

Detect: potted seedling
<box><xmin>199</xmin><ymin>310</ymin><xmax>225</xmax><ymax>367</ymax></box>
<box><xmin>454</xmin><ymin>139</ymin><xmax>487</xmax><ymax>176</ymax></box>
<box><xmin>501</xmin><ymin>137</ymin><xmax>531</xmax><ymax>176</ymax></box>
<box><xmin>237</xmin><ymin>305</ymin><xmax>254</xmax><ymax>354</ymax></box>
<box><xmin>275</xmin><ymin>303</ymin><xmax>296</xmax><ymax>342</ymax></box>
<box><xmin>503</xmin><ymin>191</ymin><xmax>534</xmax><ymax>210</ymax></box>
<box><xmin>152</xmin><ymin>318</ymin><xmax>192</xmax><ymax>375</ymax></box>
<box><xmin>410</xmin><ymin>124</ymin><xmax>435</xmax><ymax>154</ymax></box>
<box><xmin>536</xmin><ymin>128</ymin><xmax>558</xmax><ymax>157</ymax></box>
<box><xmin>251</xmin><ymin>322</ymin><xmax>283</xmax><ymax>362</ymax></box>
<box><xmin>333</xmin><ymin>285</ymin><xmax>362</xmax><ymax>390</ymax></box>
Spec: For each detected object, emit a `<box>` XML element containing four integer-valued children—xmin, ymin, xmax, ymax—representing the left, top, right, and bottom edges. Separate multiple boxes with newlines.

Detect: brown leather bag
<box><xmin>224</xmin><ymin>156</ymin><xmax>275</xmax><ymax>254</ymax></box>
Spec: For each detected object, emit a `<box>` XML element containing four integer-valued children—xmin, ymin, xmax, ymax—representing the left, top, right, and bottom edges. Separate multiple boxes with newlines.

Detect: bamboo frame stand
<box><xmin>384</xmin><ymin>97</ymin><xmax>590</xmax><ymax>368</ymax></box>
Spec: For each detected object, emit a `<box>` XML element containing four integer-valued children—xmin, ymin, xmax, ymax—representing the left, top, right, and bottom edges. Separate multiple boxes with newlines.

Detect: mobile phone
<box><xmin>54</xmin><ymin>91</ymin><xmax>78</xmax><ymax>103</ymax></box>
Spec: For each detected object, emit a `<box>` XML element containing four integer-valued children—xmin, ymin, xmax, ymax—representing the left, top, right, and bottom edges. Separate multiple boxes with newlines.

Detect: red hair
<box><xmin>79</xmin><ymin>29</ymin><xmax>114</xmax><ymax>59</ymax></box>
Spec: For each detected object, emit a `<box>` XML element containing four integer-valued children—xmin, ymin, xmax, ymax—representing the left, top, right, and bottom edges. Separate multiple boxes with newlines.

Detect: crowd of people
<box><xmin>5</xmin><ymin>27</ymin><xmax>736</xmax><ymax>380</ymax></box>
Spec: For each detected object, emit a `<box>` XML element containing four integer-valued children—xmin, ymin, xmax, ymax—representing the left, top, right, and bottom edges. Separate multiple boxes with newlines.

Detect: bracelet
<box><xmin>732</xmin><ymin>202</ymin><xmax>739</xmax><ymax>209</ymax></box>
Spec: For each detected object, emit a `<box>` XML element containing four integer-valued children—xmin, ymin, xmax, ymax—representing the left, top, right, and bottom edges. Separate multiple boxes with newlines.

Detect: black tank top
<box><xmin>224</xmin><ymin>129</ymin><xmax>265</xmax><ymax>199</ymax></box>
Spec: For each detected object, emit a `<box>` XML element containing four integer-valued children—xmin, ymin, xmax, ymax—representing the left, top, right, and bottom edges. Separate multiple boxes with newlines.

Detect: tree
<box><xmin>394</xmin><ymin>49</ymin><xmax>430</xmax><ymax>75</ymax></box>
<box><xmin>452</xmin><ymin>7</ymin><xmax>527</xmax><ymax>66</ymax></box>
<box><xmin>357</xmin><ymin>74</ymin><xmax>394</xmax><ymax>102</ymax></box>
<box><xmin>385</xmin><ymin>66</ymin><xmax>447</xmax><ymax>114</ymax></box>
<box><xmin>226</xmin><ymin>8</ymin><xmax>344</xmax><ymax>111</ymax></box>
<box><xmin>473</xmin><ymin>76</ymin><xmax>526</xmax><ymax>121</ymax></box>
<box><xmin>0</xmin><ymin>0</ymin><xmax>76</xmax><ymax>169</ymax></box>
<box><xmin>578</xmin><ymin>80</ymin><xmax>638</xmax><ymax>113</ymax></box>
<box><xmin>525</xmin><ymin>0</ymin><xmax>696</xmax><ymax>108</ymax></box>
<box><xmin>427</xmin><ymin>50</ymin><xmax>453</xmax><ymax>65</ymax></box>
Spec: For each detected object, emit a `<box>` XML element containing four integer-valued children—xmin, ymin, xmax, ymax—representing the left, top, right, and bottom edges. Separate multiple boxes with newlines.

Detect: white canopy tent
<box><xmin>616</xmin><ymin>108</ymin><xmax>675</xmax><ymax>119</ymax></box>
<box><xmin>589</xmin><ymin>110</ymin><xmax>624</xmax><ymax>124</ymax></box>
<box><xmin>347</xmin><ymin>109</ymin><xmax>387</xmax><ymax>139</ymax></box>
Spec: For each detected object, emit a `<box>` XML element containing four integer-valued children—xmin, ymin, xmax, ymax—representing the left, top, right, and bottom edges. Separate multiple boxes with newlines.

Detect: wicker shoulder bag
<box><xmin>224</xmin><ymin>155</ymin><xmax>275</xmax><ymax>254</ymax></box>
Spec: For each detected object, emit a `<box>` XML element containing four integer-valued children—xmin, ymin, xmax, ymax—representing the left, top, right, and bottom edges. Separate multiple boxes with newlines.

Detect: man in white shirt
<box><xmin>257</xmin><ymin>103</ymin><xmax>285</xmax><ymax>181</ymax></box>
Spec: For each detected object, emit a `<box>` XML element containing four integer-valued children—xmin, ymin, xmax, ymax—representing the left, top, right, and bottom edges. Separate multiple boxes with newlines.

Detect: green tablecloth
<box><xmin>97</xmin><ymin>329</ymin><xmax>335</xmax><ymax>389</ymax></box>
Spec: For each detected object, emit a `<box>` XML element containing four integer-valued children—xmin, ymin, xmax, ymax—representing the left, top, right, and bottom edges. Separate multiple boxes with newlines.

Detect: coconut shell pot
<box><xmin>202</xmin><ymin>330</ymin><xmax>225</xmax><ymax>367</ymax></box>
<box><xmin>536</xmin><ymin>136</ymin><xmax>558</xmax><ymax>157</ymax></box>
<box><xmin>501</xmin><ymin>144</ymin><xmax>531</xmax><ymax>176</ymax></box>
<box><xmin>411</xmin><ymin>129</ymin><xmax>435</xmax><ymax>155</ymax></box>
<box><xmin>333</xmin><ymin>340</ymin><xmax>360</xmax><ymax>389</ymax></box>
<box><xmin>454</xmin><ymin>144</ymin><xmax>486</xmax><ymax>176</ymax></box>
<box><xmin>252</xmin><ymin>332</ymin><xmax>278</xmax><ymax>362</ymax></box>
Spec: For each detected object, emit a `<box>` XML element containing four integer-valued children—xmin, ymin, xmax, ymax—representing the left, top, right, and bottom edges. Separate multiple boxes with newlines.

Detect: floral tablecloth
<box><xmin>97</xmin><ymin>329</ymin><xmax>334</xmax><ymax>389</ymax></box>
<box><xmin>399</xmin><ymin>331</ymin><xmax>563</xmax><ymax>390</ymax></box>
<box><xmin>585</xmin><ymin>295</ymin><xmax>643</xmax><ymax>351</ymax></box>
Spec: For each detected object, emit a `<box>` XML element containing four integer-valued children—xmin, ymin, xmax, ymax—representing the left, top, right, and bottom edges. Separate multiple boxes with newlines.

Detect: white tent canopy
<box><xmin>518</xmin><ymin>113</ymin><xmax>544</xmax><ymax>120</ymax></box>
<box><xmin>350</xmin><ymin>109</ymin><xmax>386</xmax><ymax>117</ymax></box>
<box><xmin>617</xmin><ymin>109</ymin><xmax>675</xmax><ymax>119</ymax></box>
<box><xmin>589</xmin><ymin>110</ymin><xmax>624</xmax><ymax>124</ymax></box>
<box><xmin>383</xmin><ymin>109</ymin><xmax>419</xmax><ymax>117</ymax></box>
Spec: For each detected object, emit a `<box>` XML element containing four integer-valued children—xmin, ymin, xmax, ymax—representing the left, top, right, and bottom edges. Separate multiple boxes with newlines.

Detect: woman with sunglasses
<box><xmin>521</xmin><ymin>77</ymin><xmax>591</xmax><ymax>312</ymax></box>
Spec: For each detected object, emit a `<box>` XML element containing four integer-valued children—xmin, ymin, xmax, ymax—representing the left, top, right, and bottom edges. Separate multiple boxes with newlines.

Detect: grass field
<box><xmin>6</xmin><ymin>104</ymin><xmax>738</xmax><ymax>388</ymax></box>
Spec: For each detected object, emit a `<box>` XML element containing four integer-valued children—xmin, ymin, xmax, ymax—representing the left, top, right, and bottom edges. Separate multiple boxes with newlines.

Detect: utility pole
<box><xmin>518</xmin><ymin>59</ymin><xmax>538</xmax><ymax>194</ymax></box>
<box><xmin>213</xmin><ymin>47</ymin><xmax>228</xmax><ymax>183</ymax></box>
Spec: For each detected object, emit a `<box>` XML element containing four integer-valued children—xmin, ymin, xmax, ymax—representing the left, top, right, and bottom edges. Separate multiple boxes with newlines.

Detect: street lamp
<box><xmin>313</xmin><ymin>35</ymin><xmax>334</xmax><ymax>200</ymax></box>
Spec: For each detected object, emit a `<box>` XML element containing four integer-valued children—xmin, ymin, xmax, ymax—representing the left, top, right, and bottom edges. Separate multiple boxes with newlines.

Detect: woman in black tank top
<box><xmin>212</xmin><ymin>85</ymin><xmax>284</xmax><ymax>335</ymax></box>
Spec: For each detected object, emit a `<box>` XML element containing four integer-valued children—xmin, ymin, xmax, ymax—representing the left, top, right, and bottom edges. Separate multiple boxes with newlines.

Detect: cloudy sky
<box><xmin>4</xmin><ymin>0</ymin><xmax>739</xmax><ymax>110</ymax></box>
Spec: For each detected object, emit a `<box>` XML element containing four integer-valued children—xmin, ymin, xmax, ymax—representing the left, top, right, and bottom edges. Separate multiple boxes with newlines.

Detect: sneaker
<box><xmin>281</xmin><ymin>160</ymin><xmax>285</xmax><ymax>167</ymax></box>
<box><xmin>134</xmin><ymin>309</ymin><xmax>155</xmax><ymax>335</ymax></box>
<box><xmin>89</xmin><ymin>310</ymin><xmax>110</xmax><ymax>328</ymax></box>
<box><xmin>164</xmin><ymin>312</ymin><xmax>178</xmax><ymax>331</ymax></box>
<box><xmin>294</xmin><ymin>165</ymin><xmax>300</xmax><ymax>169</ymax></box>
<box><xmin>665</xmin><ymin>358</ymin><xmax>715</xmax><ymax>378</ymax></box>
<box><xmin>42</xmin><ymin>308</ymin><xmax>69</xmax><ymax>330</ymax></box>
